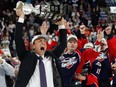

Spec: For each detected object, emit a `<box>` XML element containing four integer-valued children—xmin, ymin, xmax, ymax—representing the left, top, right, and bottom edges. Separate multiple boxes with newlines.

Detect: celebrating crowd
<box><xmin>0</xmin><ymin>0</ymin><xmax>116</xmax><ymax>87</ymax></box>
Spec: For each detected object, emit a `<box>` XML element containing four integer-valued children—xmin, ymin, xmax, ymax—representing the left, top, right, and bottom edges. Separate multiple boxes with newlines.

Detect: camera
<box><xmin>14</xmin><ymin>0</ymin><xmax>67</xmax><ymax>22</ymax></box>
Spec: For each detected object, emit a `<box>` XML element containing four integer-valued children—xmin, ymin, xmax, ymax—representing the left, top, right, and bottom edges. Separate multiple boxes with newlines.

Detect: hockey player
<box><xmin>75</xmin><ymin>42</ymin><xmax>101</xmax><ymax>87</ymax></box>
<box><xmin>57</xmin><ymin>34</ymin><xmax>82</xmax><ymax>87</ymax></box>
<box><xmin>95</xmin><ymin>38</ymin><xmax>112</xmax><ymax>87</ymax></box>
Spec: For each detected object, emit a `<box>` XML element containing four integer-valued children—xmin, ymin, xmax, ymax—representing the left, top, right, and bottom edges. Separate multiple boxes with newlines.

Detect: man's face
<box><xmin>33</xmin><ymin>37</ymin><xmax>47</xmax><ymax>56</ymax></box>
<box><xmin>105</xmin><ymin>27</ymin><xmax>112</xmax><ymax>35</ymax></box>
<box><xmin>80</xmin><ymin>25</ymin><xmax>85</xmax><ymax>29</ymax></box>
<box><xmin>79</xmin><ymin>25</ymin><xmax>86</xmax><ymax>34</ymax></box>
<box><xmin>67</xmin><ymin>39</ymin><xmax>77</xmax><ymax>52</ymax></box>
<box><xmin>100</xmin><ymin>43</ymin><xmax>107</xmax><ymax>51</ymax></box>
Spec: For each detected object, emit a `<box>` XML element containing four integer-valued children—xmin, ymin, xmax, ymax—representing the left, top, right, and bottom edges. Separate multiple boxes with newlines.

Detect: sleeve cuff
<box><xmin>58</xmin><ymin>25</ymin><xmax>65</xmax><ymax>29</ymax></box>
<box><xmin>18</xmin><ymin>17</ymin><xmax>24</xmax><ymax>23</ymax></box>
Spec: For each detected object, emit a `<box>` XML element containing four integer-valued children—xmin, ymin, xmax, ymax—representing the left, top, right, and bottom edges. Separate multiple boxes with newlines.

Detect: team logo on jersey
<box><xmin>60</xmin><ymin>56</ymin><xmax>77</xmax><ymax>69</ymax></box>
<box><xmin>96</xmin><ymin>61</ymin><xmax>102</xmax><ymax>67</ymax></box>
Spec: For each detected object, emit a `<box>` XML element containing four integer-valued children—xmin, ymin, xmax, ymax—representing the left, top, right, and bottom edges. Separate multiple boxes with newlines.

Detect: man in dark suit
<box><xmin>14</xmin><ymin>9</ymin><xmax>67</xmax><ymax>87</ymax></box>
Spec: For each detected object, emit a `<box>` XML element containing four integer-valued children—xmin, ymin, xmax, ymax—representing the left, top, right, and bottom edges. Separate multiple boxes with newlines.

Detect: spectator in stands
<box><xmin>91</xmin><ymin>7</ymin><xmax>100</xmax><ymax>27</ymax></box>
<box><xmin>90</xmin><ymin>27</ymin><xmax>97</xmax><ymax>43</ymax></box>
<box><xmin>73</xmin><ymin>24</ymin><xmax>88</xmax><ymax>48</ymax></box>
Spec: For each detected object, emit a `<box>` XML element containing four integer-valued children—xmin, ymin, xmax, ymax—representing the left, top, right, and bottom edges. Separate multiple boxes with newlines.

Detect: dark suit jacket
<box><xmin>14</xmin><ymin>22</ymin><xmax>67</xmax><ymax>87</ymax></box>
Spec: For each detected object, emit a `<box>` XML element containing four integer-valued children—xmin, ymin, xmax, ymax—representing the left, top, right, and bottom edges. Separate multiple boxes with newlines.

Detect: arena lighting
<box><xmin>14</xmin><ymin>0</ymin><xmax>66</xmax><ymax>22</ymax></box>
<box><xmin>110</xmin><ymin>6</ymin><xmax>116</xmax><ymax>13</ymax></box>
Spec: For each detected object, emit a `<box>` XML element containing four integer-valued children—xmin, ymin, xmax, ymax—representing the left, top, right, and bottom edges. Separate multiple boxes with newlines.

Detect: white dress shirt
<box><xmin>26</xmin><ymin>54</ymin><xmax>54</xmax><ymax>87</ymax></box>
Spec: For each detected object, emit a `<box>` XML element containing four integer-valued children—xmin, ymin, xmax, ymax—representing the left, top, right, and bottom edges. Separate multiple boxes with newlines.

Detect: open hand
<box><xmin>16</xmin><ymin>9</ymin><xmax>25</xmax><ymax>18</ymax></box>
<box><xmin>79</xmin><ymin>25</ymin><xmax>86</xmax><ymax>34</ymax></box>
<box><xmin>74</xmin><ymin>73</ymin><xmax>86</xmax><ymax>80</ymax></box>
<box><xmin>55</xmin><ymin>17</ymin><xmax>66</xmax><ymax>25</ymax></box>
<box><xmin>40</xmin><ymin>21</ymin><xmax>49</xmax><ymax>35</ymax></box>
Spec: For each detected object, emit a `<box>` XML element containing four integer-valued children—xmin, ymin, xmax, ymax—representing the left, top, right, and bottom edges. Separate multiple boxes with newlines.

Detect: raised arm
<box><xmin>15</xmin><ymin>9</ymin><xmax>26</xmax><ymax>61</ymax></box>
<box><xmin>52</xmin><ymin>18</ymin><xmax>67</xmax><ymax>58</ymax></box>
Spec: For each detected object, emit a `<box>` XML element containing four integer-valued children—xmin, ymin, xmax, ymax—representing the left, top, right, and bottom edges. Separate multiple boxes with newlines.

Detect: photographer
<box><xmin>0</xmin><ymin>50</ymin><xmax>15</xmax><ymax>87</ymax></box>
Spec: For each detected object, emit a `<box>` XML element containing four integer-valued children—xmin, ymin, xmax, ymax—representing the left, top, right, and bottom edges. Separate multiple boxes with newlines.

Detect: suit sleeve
<box><xmin>52</xmin><ymin>29</ymin><xmax>67</xmax><ymax>58</ymax></box>
<box><xmin>15</xmin><ymin>22</ymin><xmax>27</xmax><ymax>61</ymax></box>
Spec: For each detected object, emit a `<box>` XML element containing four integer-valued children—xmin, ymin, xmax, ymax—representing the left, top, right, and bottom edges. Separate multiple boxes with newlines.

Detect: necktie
<box><xmin>39</xmin><ymin>56</ymin><xmax>47</xmax><ymax>87</ymax></box>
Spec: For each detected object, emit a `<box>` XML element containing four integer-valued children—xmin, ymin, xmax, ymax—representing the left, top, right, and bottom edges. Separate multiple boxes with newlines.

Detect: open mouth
<box><xmin>40</xmin><ymin>47</ymin><xmax>45</xmax><ymax>51</ymax></box>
